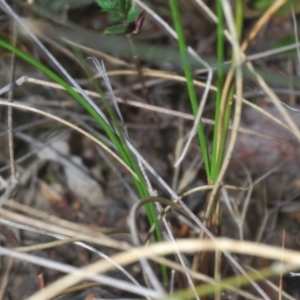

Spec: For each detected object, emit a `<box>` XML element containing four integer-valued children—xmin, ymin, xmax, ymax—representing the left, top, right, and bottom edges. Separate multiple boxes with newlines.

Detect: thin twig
<box><xmin>1</xmin><ymin>19</ymin><xmax>19</xmax><ymax>207</ymax></box>
<box><xmin>7</xmin><ymin>20</ymin><xmax>16</xmax><ymax>181</ymax></box>
<box><xmin>127</xmin><ymin>34</ymin><xmax>151</xmax><ymax>104</ymax></box>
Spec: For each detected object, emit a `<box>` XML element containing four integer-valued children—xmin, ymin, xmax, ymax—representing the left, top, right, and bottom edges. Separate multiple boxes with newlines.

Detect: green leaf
<box><xmin>127</xmin><ymin>5</ymin><xmax>141</xmax><ymax>23</ymax></box>
<box><xmin>95</xmin><ymin>0</ymin><xmax>119</xmax><ymax>11</ymax></box>
<box><xmin>123</xmin><ymin>0</ymin><xmax>132</xmax><ymax>14</ymax></box>
<box><xmin>95</xmin><ymin>0</ymin><xmax>143</xmax><ymax>35</ymax></box>
<box><xmin>104</xmin><ymin>24</ymin><xmax>128</xmax><ymax>34</ymax></box>
<box><xmin>108</xmin><ymin>12</ymin><xmax>123</xmax><ymax>22</ymax></box>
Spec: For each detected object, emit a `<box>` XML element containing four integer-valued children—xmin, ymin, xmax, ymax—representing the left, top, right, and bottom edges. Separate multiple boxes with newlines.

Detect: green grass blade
<box><xmin>0</xmin><ymin>37</ymin><xmax>167</xmax><ymax>283</ymax></box>
<box><xmin>163</xmin><ymin>265</ymin><xmax>281</xmax><ymax>299</ymax></box>
<box><xmin>168</xmin><ymin>0</ymin><xmax>211</xmax><ymax>180</ymax></box>
<box><xmin>214</xmin><ymin>0</ymin><xmax>244</xmax><ymax>175</ymax></box>
<box><xmin>211</xmin><ymin>0</ymin><xmax>225</xmax><ymax>181</ymax></box>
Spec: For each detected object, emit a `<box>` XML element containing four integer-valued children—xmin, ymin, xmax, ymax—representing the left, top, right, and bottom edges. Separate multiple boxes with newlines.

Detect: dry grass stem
<box><xmin>0</xmin><ymin>0</ymin><xmax>299</xmax><ymax>299</ymax></box>
<box><xmin>0</xmin><ymin>100</ymin><xmax>138</xmax><ymax>179</ymax></box>
<box><xmin>1</xmin><ymin>75</ymin><xmax>295</xmax><ymax>147</ymax></box>
<box><xmin>27</xmin><ymin>238</ymin><xmax>300</xmax><ymax>300</ymax></box>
